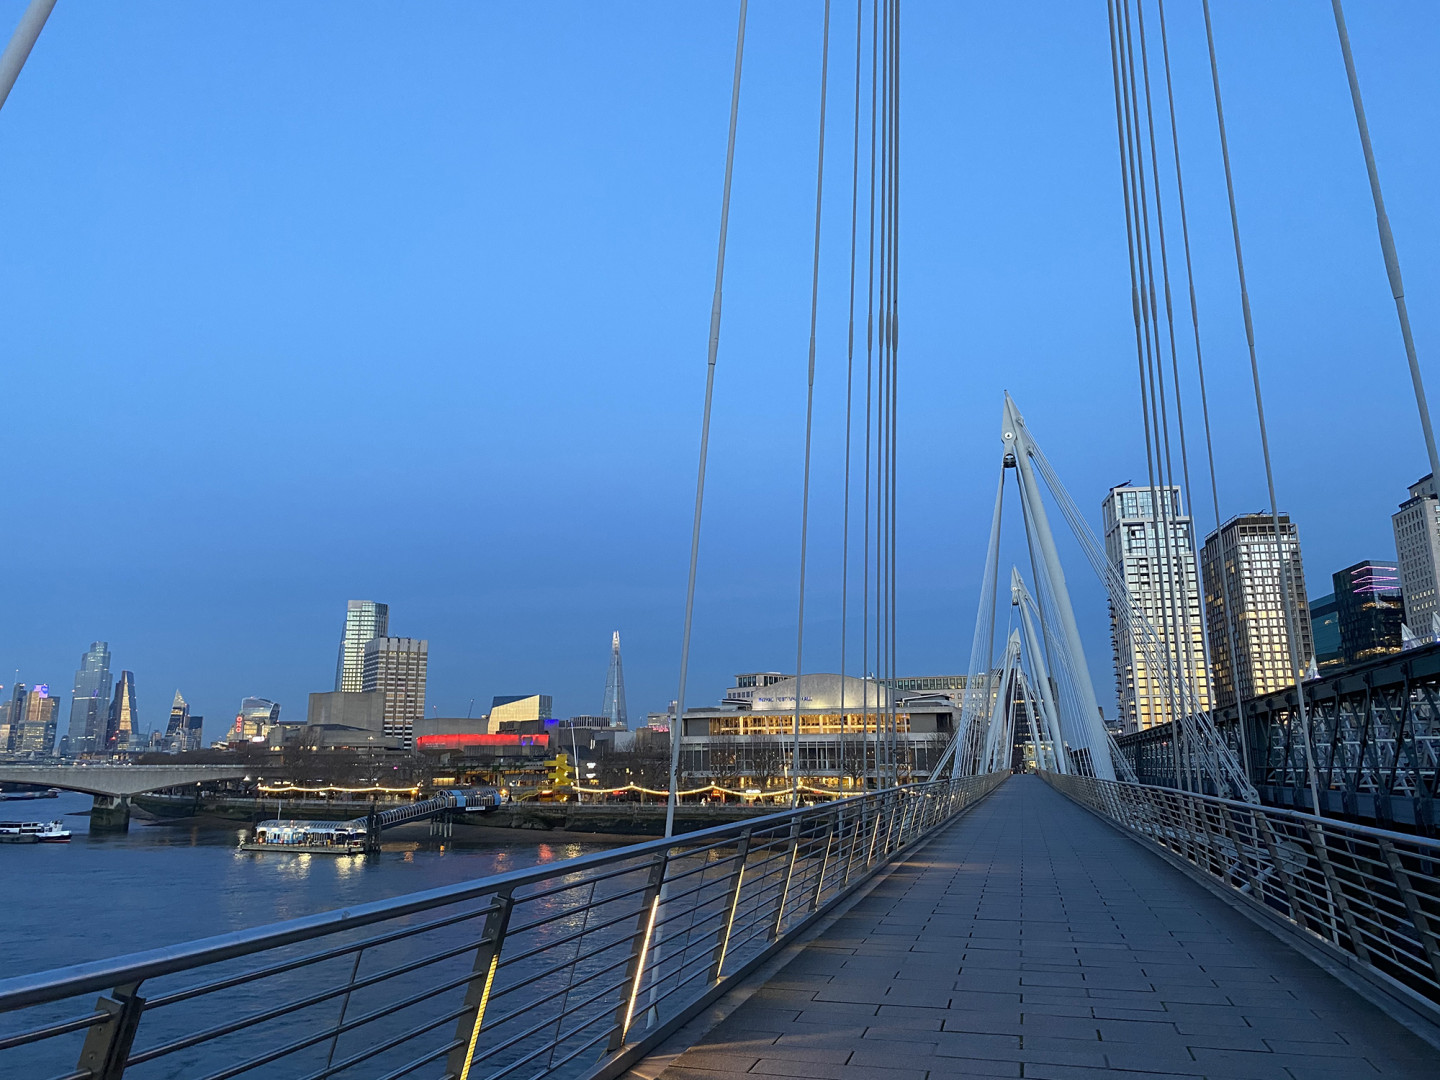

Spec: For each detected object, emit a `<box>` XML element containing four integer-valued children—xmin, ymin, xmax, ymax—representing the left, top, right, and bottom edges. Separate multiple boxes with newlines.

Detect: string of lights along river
<box><xmin>0</xmin><ymin>791</ymin><xmax>610</xmax><ymax>981</ymax></box>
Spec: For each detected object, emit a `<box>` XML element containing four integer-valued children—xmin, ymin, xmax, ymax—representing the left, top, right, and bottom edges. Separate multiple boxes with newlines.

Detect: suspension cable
<box><xmin>1155</xmin><ymin>0</ymin><xmax>1249</xmax><ymax>781</ymax></box>
<box><xmin>1201</xmin><ymin>0</ymin><xmax>1322</xmax><ymax>817</ymax></box>
<box><xmin>861</xmin><ymin>0</ymin><xmax>878</xmax><ymax>790</ymax></box>
<box><xmin>666</xmin><ymin>0</ymin><xmax>748</xmax><ymax>840</ymax></box>
<box><xmin>1331</xmin><ymin>0</ymin><xmax>1440</xmax><ymax>486</ymax></box>
<box><xmin>789</xmin><ymin>0</ymin><xmax>833</xmax><ymax>807</ymax></box>
<box><xmin>838</xmin><ymin>0</ymin><xmax>864</xmax><ymax>796</ymax></box>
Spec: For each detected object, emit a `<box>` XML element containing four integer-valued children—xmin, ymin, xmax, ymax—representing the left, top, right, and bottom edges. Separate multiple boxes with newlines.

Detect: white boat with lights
<box><xmin>0</xmin><ymin>820</ymin><xmax>72</xmax><ymax>843</ymax></box>
<box><xmin>240</xmin><ymin>820</ymin><xmax>368</xmax><ymax>854</ymax></box>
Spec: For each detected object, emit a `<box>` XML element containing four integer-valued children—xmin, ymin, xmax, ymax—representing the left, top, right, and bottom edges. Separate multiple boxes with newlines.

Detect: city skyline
<box><xmin>0</xmin><ymin>5</ymin><xmax>1435</xmax><ymax>748</ymax></box>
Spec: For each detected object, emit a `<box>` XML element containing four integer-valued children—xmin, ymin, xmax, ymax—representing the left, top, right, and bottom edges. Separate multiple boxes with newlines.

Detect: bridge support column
<box><xmin>90</xmin><ymin>794</ymin><xmax>131</xmax><ymax>832</ymax></box>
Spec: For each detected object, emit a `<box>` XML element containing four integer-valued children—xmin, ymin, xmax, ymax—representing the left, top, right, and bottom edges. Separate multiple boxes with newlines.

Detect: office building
<box><xmin>231</xmin><ymin>696</ymin><xmax>280</xmax><ymax>743</ymax></box>
<box><xmin>1332</xmin><ymin>561</ymin><xmax>1404</xmax><ymax>666</ymax></box>
<box><xmin>602</xmin><ymin>631</ymin><xmax>628</xmax><ymax>729</ymax></box>
<box><xmin>490</xmin><ymin>694</ymin><xmax>552</xmax><ymax>728</ymax></box>
<box><xmin>106</xmin><ymin>671</ymin><xmax>139</xmax><ymax>751</ymax></box>
<box><xmin>0</xmin><ymin>684</ymin><xmax>23</xmax><ymax>751</ymax></box>
<box><xmin>63</xmin><ymin>642</ymin><xmax>113</xmax><ymax>756</ymax></box>
<box><xmin>1200</xmin><ymin>513</ymin><xmax>1314</xmax><ymax>707</ymax></box>
<box><xmin>163</xmin><ymin>691</ymin><xmax>204</xmax><ymax>752</ymax></box>
<box><xmin>14</xmin><ymin>685</ymin><xmax>60</xmax><ymax>755</ymax></box>
<box><xmin>334</xmin><ymin>600</ymin><xmax>389</xmax><ymax>693</ymax></box>
<box><xmin>1310</xmin><ymin>594</ymin><xmax>1343</xmax><ymax>674</ymax></box>
<box><xmin>1102</xmin><ymin>484</ymin><xmax>1211</xmax><ymax>731</ymax></box>
<box><xmin>1393</xmin><ymin>475</ymin><xmax>1440</xmax><ymax>638</ymax></box>
<box><xmin>362</xmin><ymin>637</ymin><xmax>427</xmax><ymax>748</ymax></box>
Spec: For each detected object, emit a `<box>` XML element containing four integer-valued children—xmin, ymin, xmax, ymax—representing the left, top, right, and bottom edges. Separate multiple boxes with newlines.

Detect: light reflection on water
<box><xmin>2</xmin><ymin>790</ymin><xmax>619</xmax><ymax>981</ymax></box>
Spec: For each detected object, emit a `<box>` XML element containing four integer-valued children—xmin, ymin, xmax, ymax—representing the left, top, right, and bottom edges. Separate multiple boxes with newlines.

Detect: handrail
<box><xmin>0</xmin><ymin>772</ymin><xmax>1009</xmax><ymax>1080</ymax></box>
<box><xmin>1041</xmin><ymin>771</ymin><xmax>1440</xmax><ymax>1026</ymax></box>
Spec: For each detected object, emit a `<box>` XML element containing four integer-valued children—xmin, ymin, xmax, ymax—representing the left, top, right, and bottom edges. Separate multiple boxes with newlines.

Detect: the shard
<box><xmin>602</xmin><ymin>631</ymin><xmax>628</xmax><ymax>729</ymax></box>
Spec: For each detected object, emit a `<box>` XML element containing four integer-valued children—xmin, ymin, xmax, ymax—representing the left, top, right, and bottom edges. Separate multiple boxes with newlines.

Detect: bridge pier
<box><xmin>89</xmin><ymin>795</ymin><xmax>131</xmax><ymax>832</ymax></box>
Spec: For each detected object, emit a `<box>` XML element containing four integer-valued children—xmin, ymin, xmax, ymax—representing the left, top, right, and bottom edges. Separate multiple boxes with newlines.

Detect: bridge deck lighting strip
<box><xmin>620</xmin><ymin>896</ymin><xmax>662</xmax><ymax>1043</ymax></box>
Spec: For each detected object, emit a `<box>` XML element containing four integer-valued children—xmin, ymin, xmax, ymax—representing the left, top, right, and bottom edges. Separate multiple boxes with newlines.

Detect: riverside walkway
<box><xmin>637</xmin><ymin>775</ymin><xmax>1438</xmax><ymax>1080</ymax></box>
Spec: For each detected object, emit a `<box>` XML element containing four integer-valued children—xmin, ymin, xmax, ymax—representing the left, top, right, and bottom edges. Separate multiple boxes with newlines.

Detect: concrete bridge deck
<box><xmin>639</xmin><ymin>775</ymin><xmax>1438</xmax><ymax>1080</ymax></box>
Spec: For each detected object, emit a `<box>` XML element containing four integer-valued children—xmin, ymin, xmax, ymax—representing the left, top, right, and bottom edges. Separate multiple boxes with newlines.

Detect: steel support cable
<box><xmin>1121</xmin><ymin>0</ymin><xmax>1194</xmax><ymax>780</ymax></box>
<box><xmin>1133</xmin><ymin>0</ymin><xmax>1207</xmax><ymax>742</ymax></box>
<box><xmin>951</xmin><ymin>469</ymin><xmax>1005</xmax><ymax>779</ymax></box>
<box><xmin>887</xmin><ymin>0</ymin><xmax>901</xmax><ymax>786</ymax></box>
<box><xmin>1155</xmin><ymin>0</ymin><xmax>1250</xmax><ymax>783</ymax></box>
<box><xmin>861</xmin><ymin>0</ymin><xmax>879</xmax><ymax>790</ymax></box>
<box><xmin>838</xmin><ymin>0</ymin><xmax>866</xmax><ymax>791</ymax></box>
<box><xmin>873</xmin><ymin>0</ymin><xmax>892</xmax><ymax>787</ymax></box>
<box><xmin>1122</xmin><ymin>0</ymin><xmax>1195</xmax><ymax>754</ymax></box>
<box><xmin>667</xmin><ymin>0</ymin><xmax>748</xmax><ymax>839</ymax></box>
<box><xmin>791</xmin><ymin>0</ymin><xmax>833</xmax><ymax>807</ymax></box>
<box><xmin>1331</xmin><ymin>1</ymin><xmax>1440</xmax><ymax>487</ymax></box>
<box><xmin>1201</xmin><ymin>0</ymin><xmax>1323</xmax><ymax>817</ymax></box>
<box><xmin>1108</xmin><ymin>0</ymin><xmax>1184</xmax><ymax>764</ymax></box>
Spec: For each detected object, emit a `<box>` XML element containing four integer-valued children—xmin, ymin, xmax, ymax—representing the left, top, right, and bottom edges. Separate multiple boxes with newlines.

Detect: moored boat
<box><xmin>0</xmin><ymin>821</ymin><xmax>71</xmax><ymax>843</ymax></box>
<box><xmin>240</xmin><ymin>819</ymin><xmax>368</xmax><ymax>854</ymax></box>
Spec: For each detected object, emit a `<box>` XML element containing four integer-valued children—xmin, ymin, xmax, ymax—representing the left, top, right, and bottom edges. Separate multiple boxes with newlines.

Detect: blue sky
<box><xmin>0</xmin><ymin>2</ymin><xmax>1436</xmax><ymax>741</ymax></box>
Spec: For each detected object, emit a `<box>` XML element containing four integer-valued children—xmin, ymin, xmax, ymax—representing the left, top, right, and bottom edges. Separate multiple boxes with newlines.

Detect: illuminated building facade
<box><xmin>1103</xmin><ymin>484</ymin><xmax>1211</xmax><ymax>732</ymax></box>
<box><xmin>490</xmin><ymin>694</ymin><xmax>552</xmax><ymax>728</ymax></box>
<box><xmin>12</xmin><ymin>685</ymin><xmax>60</xmax><ymax>755</ymax></box>
<box><xmin>1201</xmin><ymin>513</ymin><xmax>1314</xmax><ymax>707</ymax></box>
<box><xmin>362</xmin><ymin>637</ymin><xmax>427</xmax><ymax>748</ymax></box>
<box><xmin>64</xmin><ymin>641</ymin><xmax>112</xmax><ymax>756</ymax></box>
<box><xmin>335</xmin><ymin>600</ymin><xmax>389</xmax><ymax>693</ymax></box>
<box><xmin>678</xmin><ymin>673</ymin><xmax>957</xmax><ymax>789</ymax></box>
<box><xmin>1333</xmin><ymin>561</ymin><xmax>1403</xmax><ymax>666</ymax></box>
<box><xmin>231</xmin><ymin>696</ymin><xmax>280</xmax><ymax>743</ymax></box>
<box><xmin>106</xmin><ymin>671</ymin><xmax>139</xmax><ymax>751</ymax></box>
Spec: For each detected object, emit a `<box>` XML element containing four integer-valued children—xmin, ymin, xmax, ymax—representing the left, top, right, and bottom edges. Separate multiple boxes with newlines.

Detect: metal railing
<box><xmin>0</xmin><ymin>772</ymin><xmax>1007</xmax><ymax>1080</ymax></box>
<box><xmin>1043</xmin><ymin>772</ymin><xmax>1440</xmax><ymax>1022</ymax></box>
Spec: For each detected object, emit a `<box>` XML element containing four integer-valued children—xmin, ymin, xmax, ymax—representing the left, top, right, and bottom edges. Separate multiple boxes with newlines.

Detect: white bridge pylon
<box><xmin>944</xmin><ymin>393</ymin><xmax>1255</xmax><ymax>801</ymax></box>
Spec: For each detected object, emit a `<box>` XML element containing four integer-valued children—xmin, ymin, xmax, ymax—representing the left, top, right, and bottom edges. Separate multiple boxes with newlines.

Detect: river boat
<box><xmin>0</xmin><ymin>820</ymin><xmax>72</xmax><ymax>843</ymax></box>
<box><xmin>240</xmin><ymin>819</ymin><xmax>368</xmax><ymax>855</ymax></box>
<box><xmin>0</xmin><ymin>788</ymin><xmax>60</xmax><ymax>801</ymax></box>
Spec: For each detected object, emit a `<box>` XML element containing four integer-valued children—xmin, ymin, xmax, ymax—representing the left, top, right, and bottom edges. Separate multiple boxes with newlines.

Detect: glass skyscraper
<box><xmin>106</xmin><ymin>671</ymin><xmax>138</xmax><ymax>751</ymax></box>
<box><xmin>602</xmin><ymin>631</ymin><xmax>628</xmax><ymax>729</ymax></box>
<box><xmin>64</xmin><ymin>641</ymin><xmax>113</xmax><ymax>756</ymax></box>
<box><xmin>335</xmin><ymin>600</ymin><xmax>389</xmax><ymax>693</ymax></box>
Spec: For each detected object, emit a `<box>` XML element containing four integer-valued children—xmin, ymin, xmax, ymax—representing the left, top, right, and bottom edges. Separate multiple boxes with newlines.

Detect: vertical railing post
<box><xmin>770</xmin><ymin>818</ymin><xmax>803</xmax><ymax>942</ymax></box>
<box><xmin>74</xmin><ymin>981</ymin><xmax>145</xmax><ymax>1080</ymax></box>
<box><xmin>839</xmin><ymin>801</ymin><xmax>860</xmax><ymax>887</ymax></box>
<box><xmin>1305</xmin><ymin>823</ymin><xmax>1371</xmax><ymax>964</ymax></box>
<box><xmin>708</xmin><ymin>830</ymin><xmax>752</xmax><ymax>983</ymax></box>
<box><xmin>607</xmin><ymin>853</ymin><xmax>669</xmax><ymax>1052</ymax></box>
<box><xmin>1378</xmin><ymin>837</ymin><xmax>1440</xmax><ymax>984</ymax></box>
<box><xmin>446</xmin><ymin>892</ymin><xmax>514</xmax><ymax>1080</ymax></box>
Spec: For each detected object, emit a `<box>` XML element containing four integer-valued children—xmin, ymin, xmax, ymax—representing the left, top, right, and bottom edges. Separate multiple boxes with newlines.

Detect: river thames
<box><xmin>2</xmin><ymin>791</ymin><xmax>614</xmax><ymax>981</ymax></box>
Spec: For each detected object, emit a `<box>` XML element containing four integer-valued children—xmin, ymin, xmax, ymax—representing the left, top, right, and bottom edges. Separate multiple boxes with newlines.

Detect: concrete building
<box><xmin>362</xmin><ymin>637</ymin><xmax>427</xmax><ymax>748</ymax></box>
<box><xmin>1102</xmin><ymin>484</ymin><xmax>1211</xmax><ymax>732</ymax></box>
<box><xmin>1392</xmin><ymin>476</ymin><xmax>1440</xmax><ymax>638</ymax></box>
<box><xmin>334</xmin><ymin>600</ymin><xmax>389</xmax><ymax>693</ymax></box>
<box><xmin>307</xmin><ymin>690</ymin><xmax>385</xmax><ymax>733</ymax></box>
<box><xmin>63</xmin><ymin>642</ymin><xmax>112</xmax><ymax>756</ymax></box>
<box><xmin>678</xmin><ymin>673</ymin><xmax>956</xmax><ymax>790</ymax></box>
<box><xmin>1200</xmin><ymin>513</ymin><xmax>1314</xmax><ymax>707</ymax></box>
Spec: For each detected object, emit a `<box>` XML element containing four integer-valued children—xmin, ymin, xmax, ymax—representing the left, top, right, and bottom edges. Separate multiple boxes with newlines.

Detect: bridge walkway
<box><xmin>637</xmin><ymin>775</ymin><xmax>1437</xmax><ymax>1080</ymax></box>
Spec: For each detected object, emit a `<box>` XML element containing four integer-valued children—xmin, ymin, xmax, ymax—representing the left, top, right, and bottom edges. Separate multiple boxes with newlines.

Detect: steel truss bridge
<box><xmin>1119</xmin><ymin>640</ymin><xmax>1440</xmax><ymax>833</ymax></box>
